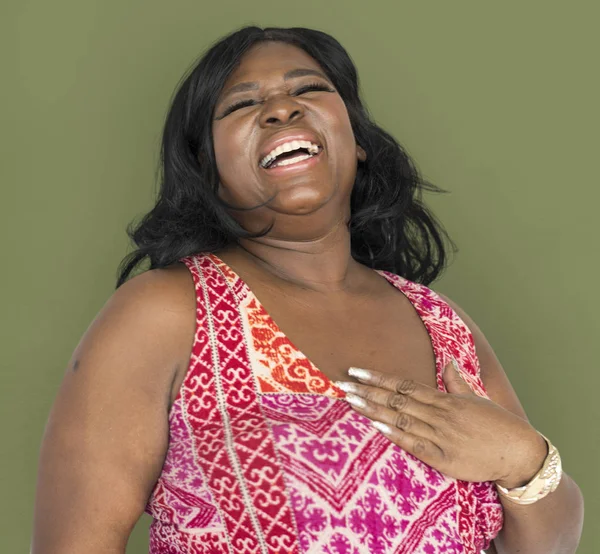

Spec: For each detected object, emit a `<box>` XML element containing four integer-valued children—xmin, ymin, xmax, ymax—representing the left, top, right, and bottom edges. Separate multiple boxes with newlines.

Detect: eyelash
<box><xmin>220</xmin><ymin>82</ymin><xmax>334</xmax><ymax>118</ymax></box>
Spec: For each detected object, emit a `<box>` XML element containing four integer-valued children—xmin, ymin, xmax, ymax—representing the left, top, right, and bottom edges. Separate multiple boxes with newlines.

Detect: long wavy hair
<box><xmin>116</xmin><ymin>25</ymin><xmax>455</xmax><ymax>288</ymax></box>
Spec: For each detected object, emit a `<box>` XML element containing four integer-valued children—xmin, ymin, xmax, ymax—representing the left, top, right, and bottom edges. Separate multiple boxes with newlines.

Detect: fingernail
<box><xmin>348</xmin><ymin>367</ymin><xmax>372</xmax><ymax>381</ymax></box>
<box><xmin>345</xmin><ymin>393</ymin><xmax>367</xmax><ymax>408</ymax></box>
<box><xmin>372</xmin><ymin>421</ymin><xmax>393</xmax><ymax>434</ymax></box>
<box><xmin>334</xmin><ymin>381</ymin><xmax>359</xmax><ymax>393</ymax></box>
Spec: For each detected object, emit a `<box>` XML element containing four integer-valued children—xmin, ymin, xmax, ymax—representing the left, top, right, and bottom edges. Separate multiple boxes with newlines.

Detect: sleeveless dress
<box><xmin>145</xmin><ymin>253</ymin><xmax>504</xmax><ymax>554</ymax></box>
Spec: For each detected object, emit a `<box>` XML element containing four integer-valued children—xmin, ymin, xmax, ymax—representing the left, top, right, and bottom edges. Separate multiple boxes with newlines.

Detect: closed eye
<box><xmin>220</xmin><ymin>99</ymin><xmax>256</xmax><ymax>117</ymax></box>
<box><xmin>293</xmin><ymin>82</ymin><xmax>335</xmax><ymax>96</ymax></box>
<box><xmin>217</xmin><ymin>82</ymin><xmax>336</xmax><ymax>119</ymax></box>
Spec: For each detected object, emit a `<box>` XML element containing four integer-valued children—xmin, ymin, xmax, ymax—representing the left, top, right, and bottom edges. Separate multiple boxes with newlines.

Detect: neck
<box><xmin>230</xmin><ymin>219</ymin><xmax>367</xmax><ymax>295</ymax></box>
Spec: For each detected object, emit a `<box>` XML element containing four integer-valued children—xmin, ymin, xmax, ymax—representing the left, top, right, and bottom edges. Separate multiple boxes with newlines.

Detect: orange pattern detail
<box><xmin>244</xmin><ymin>296</ymin><xmax>344</xmax><ymax>397</ymax></box>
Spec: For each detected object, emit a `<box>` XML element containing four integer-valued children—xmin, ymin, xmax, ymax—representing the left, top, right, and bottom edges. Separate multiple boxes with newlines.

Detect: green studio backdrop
<box><xmin>2</xmin><ymin>1</ymin><xmax>597</xmax><ymax>552</ymax></box>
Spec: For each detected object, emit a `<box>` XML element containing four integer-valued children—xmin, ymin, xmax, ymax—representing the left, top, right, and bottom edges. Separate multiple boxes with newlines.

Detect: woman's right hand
<box><xmin>31</xmin><ymin>264</ymin><xmax>196</xmax><ymax>554</ymax></box>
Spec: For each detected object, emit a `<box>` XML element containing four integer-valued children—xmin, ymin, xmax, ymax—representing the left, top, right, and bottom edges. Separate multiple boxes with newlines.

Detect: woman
<box><xmin>32</xmin><ymin>26</ymin><xmax>583</xmax><ymax>554</ymax></box>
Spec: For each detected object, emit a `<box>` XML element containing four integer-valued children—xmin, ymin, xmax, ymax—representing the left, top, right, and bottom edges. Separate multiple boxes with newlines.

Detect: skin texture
<box><xmin>32</xmin><ymin>42</ymin><xmax>583</xmax><ymax>553</ymax></box>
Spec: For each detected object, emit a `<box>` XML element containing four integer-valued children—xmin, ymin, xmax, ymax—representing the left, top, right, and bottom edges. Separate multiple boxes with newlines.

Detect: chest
<box><xmin>245</xmin><ymin>283</ymin><xmax>440</xmax><ymax>390</ymax></box>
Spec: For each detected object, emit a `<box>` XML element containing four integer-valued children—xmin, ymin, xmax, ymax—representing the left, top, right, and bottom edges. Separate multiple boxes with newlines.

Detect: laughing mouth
<box><xmin>260</xmin><ymin>140</ymin><xmax>322</xmax><ymax>169</ymax></box>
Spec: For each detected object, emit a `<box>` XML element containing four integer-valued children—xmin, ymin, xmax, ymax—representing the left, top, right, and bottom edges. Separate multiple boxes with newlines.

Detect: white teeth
<box><xmin>271</xmin><ymin>153</ymin><xmax>312</xmax><ymax>167</ymax></box>
<box><xmin>260</xmin><ymin>140</ymin><xmax>320</xmax><ymax>168</ymax></box>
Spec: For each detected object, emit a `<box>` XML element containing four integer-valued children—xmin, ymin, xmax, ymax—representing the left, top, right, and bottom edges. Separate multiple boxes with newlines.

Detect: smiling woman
<box><xmin>32</xmin><ymin>26</ymin><xmax>583</xmax><ymax>554</ymax></box>
<box><xmin>115</xmin><ymin>27</ymin><xmax>450</xmax><ymax>286</ymax></box>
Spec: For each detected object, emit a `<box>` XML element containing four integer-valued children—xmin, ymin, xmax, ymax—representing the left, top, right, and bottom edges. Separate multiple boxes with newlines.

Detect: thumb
<box><xmin>443</xmin><ymin>359</ymin><xmax>473</xmax><ymax>394</ymax></box>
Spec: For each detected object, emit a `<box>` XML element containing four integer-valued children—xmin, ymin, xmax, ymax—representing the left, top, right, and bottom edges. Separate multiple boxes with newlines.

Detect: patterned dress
<box><xmin>145</xmin><ymin>253</ymin><xmax>504</xmax><ymax>553</ymax></box>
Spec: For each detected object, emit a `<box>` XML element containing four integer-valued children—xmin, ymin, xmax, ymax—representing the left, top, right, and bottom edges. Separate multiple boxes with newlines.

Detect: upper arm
<box><xmin>438</xmin><ymin>293</ymin><xmax>530</xmax><ymax>423</ymax></box>
<box><xmin>32</xmin><ymin>264</ymin><xmax>196</xmax><ymax>554</ymax></box>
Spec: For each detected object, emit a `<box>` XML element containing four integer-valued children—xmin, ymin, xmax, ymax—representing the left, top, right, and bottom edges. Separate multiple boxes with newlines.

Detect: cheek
<box><xmin>324</xmin><ymin>99</ymin><xmax>356</xmax><ymax>151</ymax></box>
<box><xmin>211</xmin><ymin>123</ymin><xmax>249</xmax><ymax>183</ymax></box>
<box><xmin>211</xmin><ymin>123</ymin><xmax>262</xmax><ymax>207</ymax></box>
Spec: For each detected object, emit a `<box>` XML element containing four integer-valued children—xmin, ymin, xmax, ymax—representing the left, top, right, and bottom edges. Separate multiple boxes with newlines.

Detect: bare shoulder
<box><xmin>113</xmin><ymin>261</ymin><xmax>195</xmax><ymax>316</ymax></box>
<box><xmin>436</xmin><ymin>292</ymin><xmax>530</xmax><ymax>422</ymax></box>
<box><xmin>82</xmin><ymin>262</ymin><xmax>195</xmax><ymax>373</ymax></box>
<box><xmin>84</xmin><ymin>261</ymin><xmax>197</xmax><ymax>402</ymax></box>
<box><xmin>101</xmin><ymin>262</ymin><xmax>195</xmax><ymax>347</ymax></box>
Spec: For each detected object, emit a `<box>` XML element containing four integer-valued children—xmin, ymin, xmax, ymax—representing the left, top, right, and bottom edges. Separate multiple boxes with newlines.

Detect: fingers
<box><xmin>334</xmin><ymin>379</ymin><xmax>445</xmax><ymax>428</ymax></box>
<box><xmin>339</xmin><ymin>385</ymin><xmax>444</xmax><ymax>465</ymax></box>
<box><xmin>371</xmin><ymin>421</ymin><xmax>444</xmax><ymax>465</ymax></box>
<box><xmin>344</xmin><ymin>392</ymin><xmax>438</xmax><ymax>442</ymax></box>
<box><xmin>346</xmin><ymin>367</ymin><xmax>443</xmax><ymax>406</ymax></box>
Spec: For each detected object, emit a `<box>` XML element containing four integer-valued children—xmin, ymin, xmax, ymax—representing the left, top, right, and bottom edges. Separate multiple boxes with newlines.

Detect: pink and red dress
<box><xmin>145</xmin><ymin>253</ymin><xmax>504</xmax><ymax>553</ymax></box>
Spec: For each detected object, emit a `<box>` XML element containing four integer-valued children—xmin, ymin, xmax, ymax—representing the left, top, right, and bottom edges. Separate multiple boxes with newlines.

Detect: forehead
<box><xmin>223</xmin><ymin>42</ymin><xmax>323</xmax><ymax>86</ymax></box>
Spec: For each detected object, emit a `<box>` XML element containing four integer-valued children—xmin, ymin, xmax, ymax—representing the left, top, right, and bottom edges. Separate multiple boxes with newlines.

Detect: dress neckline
<box><xmin>206</xmin><ymin>252</ymin><xmax>443</xmax><ymax>396</ymax></box>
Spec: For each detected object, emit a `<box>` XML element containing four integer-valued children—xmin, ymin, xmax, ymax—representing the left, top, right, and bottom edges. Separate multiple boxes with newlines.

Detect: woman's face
<box><xmin>211</xmin><ymin>41</ymin><xmax>366</xmax><ymax>239</ymax></box>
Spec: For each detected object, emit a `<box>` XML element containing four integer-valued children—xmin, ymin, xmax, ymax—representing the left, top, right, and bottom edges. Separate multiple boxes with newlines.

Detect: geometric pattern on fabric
<box><xmin>148</xmin><ymin>254</ymin><xmax>300</xmax><ymax>554</ymax></box>
<box><xmin>146</xmin><ymin>253</ymin><xmax>504</xmax><ymax>553</ymax></box>
<box><xmin>262</xmin><ymin>395</ymin><xmax>393</xmax><ymax>512</ymax></box>
<box><xmin>375</xmin><ymin>272</ymin><xmax>488</xmax><ymax>399</ymax></box>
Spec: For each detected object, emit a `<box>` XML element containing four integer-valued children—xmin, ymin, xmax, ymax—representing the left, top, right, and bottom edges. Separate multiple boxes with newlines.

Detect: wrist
<box><xmin>495</xmin><ymin>428</ymin><xmax>549</xmax><ymax>490</ymax></box>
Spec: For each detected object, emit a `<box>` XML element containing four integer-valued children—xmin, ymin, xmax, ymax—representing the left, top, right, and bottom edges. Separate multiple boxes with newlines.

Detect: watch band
<box><xmin>495</xmin><ymin>432</ymin><xmax>562</xmax><ymax>505</ymax></box>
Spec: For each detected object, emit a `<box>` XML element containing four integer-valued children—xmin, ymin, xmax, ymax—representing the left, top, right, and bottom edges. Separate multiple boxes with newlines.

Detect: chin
<box><xmin>269</xmin><ymin>185</ymin><xmax>335</xmax><ymax>216</ymax></box>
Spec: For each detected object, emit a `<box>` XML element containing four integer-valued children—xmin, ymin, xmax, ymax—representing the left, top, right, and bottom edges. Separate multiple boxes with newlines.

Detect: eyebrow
<box><xmin>218</xmin><ymin>68</ymin><xmax>331</xmax><ymax>103</ymax></box>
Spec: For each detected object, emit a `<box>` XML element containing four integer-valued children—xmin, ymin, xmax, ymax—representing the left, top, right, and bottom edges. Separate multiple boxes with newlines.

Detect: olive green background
<box><xmin>3</xmin><ymin>1</ymin><xmax>597</xmax><ymax>552</ymax></box>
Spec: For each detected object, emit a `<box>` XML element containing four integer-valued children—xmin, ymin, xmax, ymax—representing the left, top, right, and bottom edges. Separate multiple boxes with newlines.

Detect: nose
<box><xmin>258</xmin><ymin>95</ymin><xmax>305</xmax><ymax>127</ymax></box>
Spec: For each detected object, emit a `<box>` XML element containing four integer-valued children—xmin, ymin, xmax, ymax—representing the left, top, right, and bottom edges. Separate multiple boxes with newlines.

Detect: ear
<box><xmin>356</xmin><ymin>144</ymin><xmax>367</xmax><ymax>162</ymax></box>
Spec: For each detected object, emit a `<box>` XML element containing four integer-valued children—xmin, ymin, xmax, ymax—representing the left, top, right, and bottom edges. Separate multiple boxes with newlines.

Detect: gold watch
<box><xmin>495</xmin><ymin>432</ymin><xmax>562</xmax><ymax>505</ymax></box>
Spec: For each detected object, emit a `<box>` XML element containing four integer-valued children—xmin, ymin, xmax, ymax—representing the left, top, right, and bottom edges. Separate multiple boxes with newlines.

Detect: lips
<box><xmin>257</xmin><ymin>130</ymin><xmax>323</xmax><ymax>166</ymax></box>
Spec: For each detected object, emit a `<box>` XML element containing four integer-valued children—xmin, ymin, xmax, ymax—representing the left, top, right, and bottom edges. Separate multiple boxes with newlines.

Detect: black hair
<box><xmin>116</xmin><ymin>25</ymin><xmax>455</xmax><ymax>288</ymax></box>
